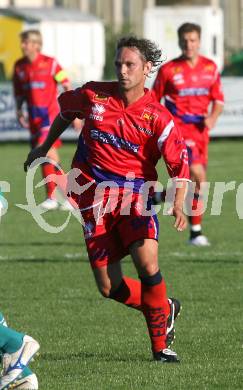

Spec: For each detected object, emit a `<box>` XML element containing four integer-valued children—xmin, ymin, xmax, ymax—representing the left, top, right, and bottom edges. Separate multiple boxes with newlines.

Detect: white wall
<box><xmin>144</xmin><ymin>6</ymin><xmax>224</xmax><ymax>72</ymax></box>
<box><xmin>23</xmin><ymin>19</ymin><xmax>105</xmax><ymax>83</ymax></box>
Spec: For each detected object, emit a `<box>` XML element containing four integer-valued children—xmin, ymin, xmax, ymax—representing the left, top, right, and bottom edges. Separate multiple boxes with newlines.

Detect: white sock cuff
<box><xmin>190</xmin><ymin>224</ymin><xmax>201</xmax><ymax>232</ymax></box>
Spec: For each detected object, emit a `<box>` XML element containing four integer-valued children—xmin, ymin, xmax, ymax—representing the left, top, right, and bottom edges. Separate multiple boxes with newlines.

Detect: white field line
<box><xmin>0</xmin><ymin>251</ymin><xmax>241</xmax><ymax>261</ymax></box>
<box><xmin>0</xmin><ymin>253</ymin><xmax>84</xmax><ymax>261</ymax></box>
<box><xmin>171</xmin><ymin>251</ymin><xmax>242</xmax><ymax>258</ymax></box>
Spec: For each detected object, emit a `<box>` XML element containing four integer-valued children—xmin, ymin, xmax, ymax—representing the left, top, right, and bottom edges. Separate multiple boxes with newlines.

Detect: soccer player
<box><xmin>152</xmin><ymin>23</ymin><xmax>224</xmax><ymax>246</ymax></box>
<box><xmin>24</xmin><ymin>36</ymin><xmax>189</xmax><ymax>362</ymax></box>
<box><xmin>13</xmin><ymin>29</ymin><xmax>77</xmax><ymax>211</ymax></box>
<box><xmin>0</xmin><ymin>312</ymin><xmax>39</xmax><ymax>389</ymax></box>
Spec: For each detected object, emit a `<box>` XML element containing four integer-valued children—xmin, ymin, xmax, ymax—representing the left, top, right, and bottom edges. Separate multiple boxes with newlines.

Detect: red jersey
<box><xmin>152</xmin><ymin>55</ymin><xmax>224</xmax><ymax>126</ymax></box>
<box><xmin>13</xmin><ymin>53</ymin><xmax>69</xmax><ymax>135</ymax></box>
<box><xmin>58</xmin><ymin>81</ymin><xmax>189</xmax><ymax>186</ymax></box>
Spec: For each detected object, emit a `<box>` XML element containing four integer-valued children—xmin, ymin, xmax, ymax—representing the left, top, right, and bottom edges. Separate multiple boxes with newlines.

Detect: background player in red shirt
<box><xmin>24</xmin><ymin>36</ymin><xmax>190</xmax><ymax>363</ymax></box>
<box><xmin>13</xmin><ymin>29</ymin><xmax>76</xmax><ymax>211</ymax></box>
<box><xmin>152</xmin><ymin>23</ymin><xmax>224</xmax><ymax>246</ymax></box>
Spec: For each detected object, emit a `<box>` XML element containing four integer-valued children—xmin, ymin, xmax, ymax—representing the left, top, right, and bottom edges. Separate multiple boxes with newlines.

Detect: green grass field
<box><xmin>0</xmin><ymin>140</ymin><xmax>242</xmax><ymax>389</ymax></box>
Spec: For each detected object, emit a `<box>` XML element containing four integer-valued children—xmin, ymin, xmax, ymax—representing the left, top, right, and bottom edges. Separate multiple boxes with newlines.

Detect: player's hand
<box><xmin>204</xmin><ymin>115</ymin><xmax>216</xmax><ymax>130</ymax></box>
<box><xmin>24</xmin><ymin>146</ymin><xmax>47</xmax><ymax>172</ymax></box>
<box><xmin>168</xmin><ymin>206</ymin><xmax>187</xmax><ymax>232</ymax></box>
<box><xmin>17</xmin><ymin>112</ymin><xmax>29</xmax><ymax>129</ymax></box>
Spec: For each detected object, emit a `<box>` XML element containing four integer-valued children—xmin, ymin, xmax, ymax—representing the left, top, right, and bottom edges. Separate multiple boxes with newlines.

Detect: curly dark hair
<box><xmin>116</xmin><ymin>36</ymin><xmax>162</xmax><ymax>73</ymax></box>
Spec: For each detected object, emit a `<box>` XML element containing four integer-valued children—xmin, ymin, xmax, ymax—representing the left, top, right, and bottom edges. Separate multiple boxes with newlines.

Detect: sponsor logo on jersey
<box><xmin>23</xmin><ymin>81</ymin><xmax>46</xmax><ymax>90</ymax></box>
<box><xmin>92</xmin><ymin>103</ymin><xmax>106</xmax><ymax>115</ymax></box>
<box><xmin>133</xmin><ymin>123</ymin><xmax>153</xmax><ymax>136</ymax></box>
<box><xmin>173</xmin><ymin>73</ymin><xmax>183</xmax><ymax>81</ymax></box>
<box><xmin>173</xmin><ymin>73</ymin><xmax>184</xmax><ymax>85</ymax></box>
<box><xmin>89</xmin><ymin>103</ymin><xmax>106</xmax><ymax>121</ymax></box>
<box><xmin>141</xmin><ymin>110</ymin><xmax>158</xmax><ymax>123</ymax></box>
<box><xmin>179</xmin><ymin>88</ymin><xmax>209</xmax><ymax>97</ymax></box>
<box><xmin>93</xmin><ymin>93</ymin><xmax>110</xmax><ymax>105</ymax></box>
<box><xmin>90</xmin><ymin>129</ymin><xmax>140</xmax><ymax>153</ymax></box>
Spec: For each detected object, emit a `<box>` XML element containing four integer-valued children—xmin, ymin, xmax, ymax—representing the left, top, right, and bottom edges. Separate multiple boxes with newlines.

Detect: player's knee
<box><xmin>137</xmin><ymin>261</ymin><xmax>159</xmax><ymax>278</ymax></box>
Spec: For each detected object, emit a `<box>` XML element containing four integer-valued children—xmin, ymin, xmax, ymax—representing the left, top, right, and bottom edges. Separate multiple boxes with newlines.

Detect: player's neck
<box><xmin>120</xmin><ymin>86</ymin><xmax>145</xmax><ymax>107</ymax></box>
<box><xmin>27</xmin><ymin>52</ymin><xmax>39</xmax><ymax>63</ymax></box>
<box><xmin>186</xmin><ymin>55</ymin><xmax>200</xmax><ymax>68</ymax></box>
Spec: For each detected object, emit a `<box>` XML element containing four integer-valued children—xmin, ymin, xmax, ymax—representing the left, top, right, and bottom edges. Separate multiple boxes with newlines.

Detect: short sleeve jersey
<box><xmin>152</xmin><ymin>55</ymin><xmax>224</xmax><ymax>124</ymax></box>
<box><xmin>58</xmin><ymin>81</ymin><xmax>189</xmax><ymax>183</ymax></box>
<box><xmin>13</xmin><ymin>53</ymin><xmax>69</xmax><ymax>131</ymax></box>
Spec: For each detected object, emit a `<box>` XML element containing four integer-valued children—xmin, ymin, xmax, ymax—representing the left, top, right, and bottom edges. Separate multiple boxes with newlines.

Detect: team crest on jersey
<box><xmin>93</xmin><ymin>93</ymin><xmax>110</xmax><ymax>105</ymax></box>
<box><xmin>204</xmin><ymin>64</ymin><xmax>214</xmax><ymax>72</ymax></box>
<box><xmin>89</xmin><ymin>103</ymin><xmax>106</xmax><ymax>121</ymax></box>
<box><xmin>173</xmin><ymin>66</ymin><xmax>183</xmax><ymax>74</ymax></box>
<box><xmin>38</xmin><ymin>61</ymin><xmax>48</xmax><ymax>68</ymax></box>
<box><xmin>141</xmin><ymin>109</ymin><xmax>158</xmax><ymax>123</ymax></box>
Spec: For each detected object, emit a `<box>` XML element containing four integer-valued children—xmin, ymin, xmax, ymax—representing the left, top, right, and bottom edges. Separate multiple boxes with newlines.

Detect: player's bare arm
<box><xmin>172</xmin><ymin>180</ymin><xmax>188</xmax><ymax>232</ymax></box>
<box><xmin>24</xmin><ymin>114</ymin><xmax>71</xmax><ymax>171</ymax></box>
<box><xmin>204</xmin><ymin>101</ymin><xmax>224</xmax><ymax>130</ymax></box>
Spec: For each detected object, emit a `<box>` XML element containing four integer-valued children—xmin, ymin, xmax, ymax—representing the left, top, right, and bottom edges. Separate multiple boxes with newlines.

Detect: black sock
<box><xmin>190</xmin><ymin>230</ymin><xmax>202</xmax><ymax>239</ymax></box>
